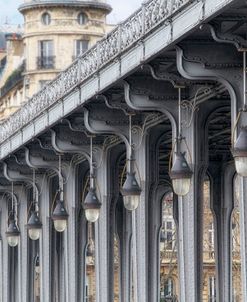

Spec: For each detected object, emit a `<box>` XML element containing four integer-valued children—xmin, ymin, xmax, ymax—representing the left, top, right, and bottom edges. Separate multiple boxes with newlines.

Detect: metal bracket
<box><xmin>203</xmin><ymin>23</ymin><xmax>247</xmax><ymax>51</ymax></box>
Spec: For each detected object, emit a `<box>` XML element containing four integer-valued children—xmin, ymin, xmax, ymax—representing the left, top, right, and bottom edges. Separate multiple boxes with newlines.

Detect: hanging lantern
<box><xmin>6</xmin><ymin>218</ymin><xmax>20</xmax><ymax>247</ymax></box>
<box><xmin>169</xmin><ymin>151</ymin><xmax>192</xmax><ymax>196</ymax></box>
<box><xmin>83</xmin><ymin>187</ymin><xmax>101</xmax><ymax>222</ymax></box>
<box><xmin>51</xmin><ymin>199</ymin><xmax>69</xmax><ymax>232</ymax></box>
<box><xmin>121</xmin><ymin>171</ymin><xmax>141</xmax><ymax>211</ymax></box>
<box><xmin>26</xmin><ymin>211</ymin><xmax>42</xmax><ymax>240</ymax></box>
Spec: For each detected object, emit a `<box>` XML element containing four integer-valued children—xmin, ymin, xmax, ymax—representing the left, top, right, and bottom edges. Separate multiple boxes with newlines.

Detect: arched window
<box><xmin>232</xmin><ymin>175</ymin><xmax>242</xmax><ymax>301</ymax></box>
<box><xmin>41</xmin><ymin>12</ymin><xmax>51</xmax><ymax>25</ymax></box>
<box><xmin>159</xmin><ymin>192</ymin><xmax>178</xmax><ymax>301</ymax></box>
<box><xmin>202</xmin><ymin>179</ymin><xmax>216</xmax><ymax>301</ymax></box>
<box><xmin>77</xmin><ymin>12</ymin><xmax>88</xmax><ymax>25</ymax></box>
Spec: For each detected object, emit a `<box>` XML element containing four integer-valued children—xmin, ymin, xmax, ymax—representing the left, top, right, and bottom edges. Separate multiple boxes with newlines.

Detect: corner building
<box><xmin>0</xmin><ymin>0</ymin><xmax>112</xmax><ymax>119</ymax></box>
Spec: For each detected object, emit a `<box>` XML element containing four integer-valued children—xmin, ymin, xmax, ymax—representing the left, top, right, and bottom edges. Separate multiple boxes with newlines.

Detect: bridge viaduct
<box><xmin>0</xmin><ymin>0</ymin><xmax>246</xmax><ymax>301</ymax></box>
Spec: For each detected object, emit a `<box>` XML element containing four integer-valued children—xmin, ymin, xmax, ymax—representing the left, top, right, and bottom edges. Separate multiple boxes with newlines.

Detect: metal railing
<box><xmin>0</xmin><ymin>0</ymin><xmax>191</xmax><ymax>142</ymax></box>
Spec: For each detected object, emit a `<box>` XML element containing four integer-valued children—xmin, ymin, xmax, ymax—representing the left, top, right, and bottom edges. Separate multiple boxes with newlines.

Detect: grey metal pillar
<box><xmin>17</xmin><ymin>187</ymin><xmax>28</xmax><ymax>302</ymax></box>
<box><xmin>118</xmin><ymin>206</ymin><xmax>132</xmax><ymax>302</ymax></box>
<box><xmin>40</xmin><ymin>176</ymin><xmax>52</xmax><ymax>302</ymax></box>
<box><xmin>64</xmin><ymin>166</ymin><xmax>77</xmax><ymax>302</ymax></box>
<box><xmin>209</xmin><ymin>163</ymin><xmax>235</xmax><ymax>302</ymax></box>
<box><xmin>176</xmin><ymin>111</ymin><xmax>207</xmax><ymax>302</ymax></box>
<box><xmin>94</xmin><ymin>151</ymin><xmax>111</xmax><ymax>302</ymax></box>
<box><xmin>133</xmin><ymin>135</ymin><xmax>149</xmax><ymax>302</ymax></box>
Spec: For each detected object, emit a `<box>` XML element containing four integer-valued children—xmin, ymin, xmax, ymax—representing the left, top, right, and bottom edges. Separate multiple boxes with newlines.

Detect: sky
<box><xmin>0</xmin><ymin>0</ymin><xmax>143</xmax><ymax>25</ymax></box>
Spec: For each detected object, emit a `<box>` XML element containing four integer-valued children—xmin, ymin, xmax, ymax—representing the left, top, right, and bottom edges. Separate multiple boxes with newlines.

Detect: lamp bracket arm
<box><xmin>84</xmin><ymin>107</ymin><xmax>129</xmax><ymax>149</ymax></box>
<box><xmin>202</xmin><ymin>23</ymin><xmax>247</xmax><ymax>51</ymax></box>
<box><xmin>144</xmin><ymin>64</ymin><xmax>189</xmax><ymax>88</ymax></box>
<box><xmin>50</xmin><ymin>129</ymin><xmax>90</xmax><ymax>162</ymax></box>
<box><xmin>24</xmin><ymin>146</ymin><xmax>59</xmax><ymax>177</ymax></box>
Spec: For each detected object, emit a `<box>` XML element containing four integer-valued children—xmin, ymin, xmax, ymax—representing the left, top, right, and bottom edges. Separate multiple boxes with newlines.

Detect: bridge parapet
<box><xmin>0</xmin><ymin>0</ymin><xmax>191</xmax><ymax>142</ymax></box>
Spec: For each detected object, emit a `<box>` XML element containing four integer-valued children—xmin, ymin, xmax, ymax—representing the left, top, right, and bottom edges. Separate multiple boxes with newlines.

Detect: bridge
<box><xmin>0</xmin><ymin>0</ymin><xmax>246</xmax><ymax>301</ymax></box>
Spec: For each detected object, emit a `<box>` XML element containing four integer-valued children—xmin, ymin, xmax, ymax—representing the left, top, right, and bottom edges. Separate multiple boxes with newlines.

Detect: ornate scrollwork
<box><xmin>0</xmin><ymin>0</ymin><xmax>191</xmax><ymax>143</ymax></box>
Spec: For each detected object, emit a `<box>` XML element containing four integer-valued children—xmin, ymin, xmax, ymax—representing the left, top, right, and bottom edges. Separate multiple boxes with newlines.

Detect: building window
<box><xmin>160</xmin><ymin>193</ymin><xmax>178</xmax><ymax>302</ymax></box>
<box><xmin>208</xmin><ymin>222</ymin><xmax>214</xmax><ymax>251</ymax></box>
<box><xmin>208</xmin><ymin>276</ymin><xmax>216</xmax><ymax>302</ymax></box>
<box><xmin>38</xmin><ymin>40</ymin><xmax>54</xmax><ymax>69</ymax></box>
<box><xmin>34</xmin><ymin>254</ymin><xmax>41</xmax><ymax>301</ymax></box>
<box><xmin>75</xmin><ymin>40</ymin><xmax>89</xmax><ymax>58</ymax></box>
<box><xmin>164</xmin><ymin>278</ymin><xmax>174</xmax><ymax>297</ymax></box>
<box><xmin>161</xmin><ymin>220</ymin><xmax>174</xmax><ymax>251</ymax></box>
<box><xmin>41</xmin><ymin>12</ymin><xmax>51</xmax><ymax>25</ymax></box>
<box><xmin>85</xmin><ymin>223</ymin><xmax>96</xmax><ymax>302</ymax></box>
<box><xmin>77</xmin><ymin>12</ymin><xmax>88</xmax><ymax>25</ymax></box>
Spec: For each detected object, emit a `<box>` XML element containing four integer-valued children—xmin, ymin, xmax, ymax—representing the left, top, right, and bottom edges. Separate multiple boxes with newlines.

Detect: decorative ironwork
<box><xmin>0</xmin><ymin>0</ymin><xmax>191</xmax><ymax>142</ymax></box>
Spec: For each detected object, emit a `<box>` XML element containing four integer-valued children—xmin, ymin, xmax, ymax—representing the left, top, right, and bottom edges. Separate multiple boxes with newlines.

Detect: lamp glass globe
<box><xmin>7</xmin><ymin>235</ymin><xmax>19</xmax><ymax>247</ymax></box>
<box><xmin>172</xmin><ymin>178</ymin><xmax>191</xmax><ymax>196</ymax></box>
<box><xmin>123</xmin><ymin>195</ymin><xmax>140</xmax><ymax>211</ymax></box>
<box><xmin>85</xmin><ymin>208</ymin><xmax>100</xmax><ymax>223</ymax></box>
<box><xmin>54</xmin><ymin>219</ymin><xmax>67</xmax><ymax>232</ymax></box>
<box><xmin>28</xmin><ymin>228</ymin><xmax>40</xmax><ymax>241</ymax></box>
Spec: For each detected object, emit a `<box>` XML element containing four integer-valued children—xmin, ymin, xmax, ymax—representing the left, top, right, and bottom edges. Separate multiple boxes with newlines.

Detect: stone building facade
<box><xmin>0</xmin><ymin>0</ymin><xmax>112</xmax><ymax>121</ymax></box>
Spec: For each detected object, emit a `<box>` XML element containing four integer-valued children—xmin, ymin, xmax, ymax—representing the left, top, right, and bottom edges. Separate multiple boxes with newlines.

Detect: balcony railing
<box><xmin>0</xmin><ymin>0</ymin><xmax>192</xmax><ymax>142</ymax></box>
<box><xmin>37</xmin><ymin>56</ymin><xmax>55</xmax><ymax>69</ymax></box>
<box><xmin>160</xmin><ymin>295</ymin><xmax>178</xmax><ymax>302</ymax></box>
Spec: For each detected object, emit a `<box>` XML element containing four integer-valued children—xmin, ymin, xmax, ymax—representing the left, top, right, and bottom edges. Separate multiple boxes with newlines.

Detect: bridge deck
<box><xmin>0</xmin><ymin>0</ymin><xmax>238</xmax><ymax>159</ymax></box>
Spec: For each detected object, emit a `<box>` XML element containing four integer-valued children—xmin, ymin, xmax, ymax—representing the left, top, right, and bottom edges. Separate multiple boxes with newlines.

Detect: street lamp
<box><xmin>120</xmin><ymin>115</ymin><xmax>142</xmax><ymax>211</ymax></box>
<box><xmin>6</xmin><ymin>183</ymin><xmax>20</xmax><ymax>247</ymax></box>
<box><xmin>232</xmin><ymin>51</ymin><xmax>247</xmax><ymax>176</ymax></box>
<box><xmin>169</xmin><ymin>88</ymin><xmax>192</xmax><ymax>196</ymax></box>
<box><xmin>169</xmin><ymin>152</ymin><xmax>192</xmax><ymax>196</ymax></box>
<box><xmin>26</xmin><ymin>170</ymin><xmax>42</xmax><ymax>240</ymax></box>
<box><xmin>6</xmin><ymin>218</ymin><xmax>20</xmax><ymax>247</ymax></box>
<box><xmin>83</xmin><ymin>137</ymin><xmax>102</xmax><ymax>222</ymax></box>
<box><xmin>121</xmin><ymin>170</ymin><xmax>141</xmax><ymax>211</ymax></box>
<box><xmin>51</xmin><ymin>155</ymin><xmax>69</xmax><ymax>232</ymax></box>
<box><xmin>27</xmin><ymin>211</ymin><xmax>42</xmax><ymax>240</ymax></box>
